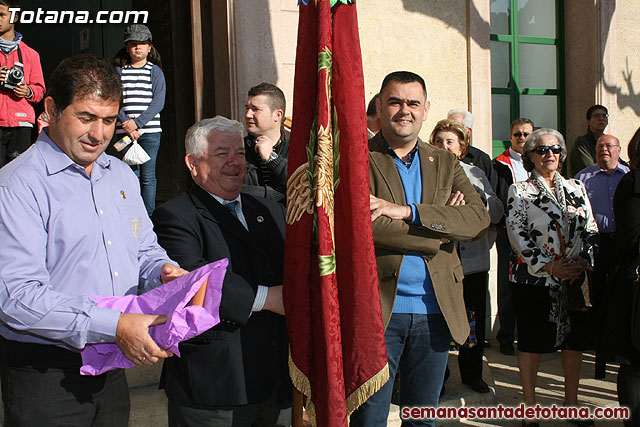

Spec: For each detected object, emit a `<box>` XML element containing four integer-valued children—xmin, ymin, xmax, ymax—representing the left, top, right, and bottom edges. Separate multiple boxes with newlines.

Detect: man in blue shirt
<box><xmin>351</xmin><ymin>71</ymin><xmax>489</xmax><ymax>427</ymax></box>
<box><xmin>575</xmin><ymin>133</ymin><xmax>629</xmax><ymax>378</ymax></box>
<box><xmin>0</xmin><ymin>54</ymin><xmax>185</xmax><ymax>425</ymax></box>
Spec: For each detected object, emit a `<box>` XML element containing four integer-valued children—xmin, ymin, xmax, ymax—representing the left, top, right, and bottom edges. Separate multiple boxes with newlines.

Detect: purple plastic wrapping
<box><xmin>80</xmin><ymin>259</ymin><xmax>228</xmax><ymax>375</ymax></box>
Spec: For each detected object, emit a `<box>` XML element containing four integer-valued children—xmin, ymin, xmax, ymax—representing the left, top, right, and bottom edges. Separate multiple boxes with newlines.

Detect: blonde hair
<box><xmin>429</xmin><ymin>118</ymin><xmax>469</xmax><ymax>159</ymax></box>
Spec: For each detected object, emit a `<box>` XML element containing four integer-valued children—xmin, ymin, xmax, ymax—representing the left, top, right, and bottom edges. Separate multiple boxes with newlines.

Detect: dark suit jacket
<box><xmin>243</xmin><ymin>130</ymin><xmax>290</xmax><ymax>204</ymax></box>
<box><xmin>369</xmin><ymin>134</ymin><xmax>490</xmax><ymax>344</ymax></box>
<box><xmin>152</xmin><ymin>184</ymin><xmax>289</xmax><ymax>407</ymax></box>
<box><xmin>462</xmin><ymin>146</ymin><xmax>498</xmax><ymax>192</ymax></box>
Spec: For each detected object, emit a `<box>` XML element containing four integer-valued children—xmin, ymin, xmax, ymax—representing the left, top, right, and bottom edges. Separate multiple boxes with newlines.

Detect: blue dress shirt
<box><xmin>0</xmin><ymin>130</ymin><xmax>173</xmax><ymax>350</ymax></box>
<box><xmin>575</xmin><ymin>162</ymin><xmax>630</xmax><ymax>233</ymax></box>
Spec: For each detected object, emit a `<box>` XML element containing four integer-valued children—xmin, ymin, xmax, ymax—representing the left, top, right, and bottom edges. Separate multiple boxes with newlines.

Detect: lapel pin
<box><xmin>120</xmin><ymin>190</ymin><xmax>126</xmax><ymax>199</ymax></box>
<box><xmin>257</xmin><ymin>216</ymin><xmax>264</xmax><ymax>223</ymax></box>
<box><xmin>428</xmin><ymin>156</ymin><xmax>434</xmax><ymax>162</ymax></box>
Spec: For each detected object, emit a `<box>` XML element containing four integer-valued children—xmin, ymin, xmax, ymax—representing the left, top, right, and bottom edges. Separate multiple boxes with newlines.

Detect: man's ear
<box><xmin>185</xmin><ymin>154</ymin><xmax>197</xmax><ymax>177</ymax></box>
<box><xmin>44</xmin><ymin>97</ymin><xmax>58</xmax><ymax>122</ymax></box>
<box><xmin>273</xmin><ymin>108</ymin><xmax>283</xmax><ymax>123</ymax></box>
<box><xmin>423</xmin><ymin>101</ymin><xmax>431</xmax><ymax>122</ymax></box>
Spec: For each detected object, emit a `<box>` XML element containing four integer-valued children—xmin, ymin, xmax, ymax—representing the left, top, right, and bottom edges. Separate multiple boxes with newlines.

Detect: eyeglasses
<box><xmin>512</xmin><ymin>132</ymin><xmax>530</xmax><ymax>138</ymax></box>
<box><xmin>591</xmin><ymin>113</ymin><xmax>609</xmax><ymax>119</ymax></box>
<box><xmin>596</xmin><ymin>143</ymin><xmax>619</xmax><ymax>150</ymax></box>
<box><xmin>531</xmin><ymin>145</ymin><xmax>562</xmax><ymax>155</ymax></box>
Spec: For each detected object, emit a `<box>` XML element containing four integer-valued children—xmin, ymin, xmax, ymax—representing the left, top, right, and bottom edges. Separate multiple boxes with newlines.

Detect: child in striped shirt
<box><xmin>113</xmin><ymin>24</ymin><xmax>165</xmax><ymax>215</ymax></box>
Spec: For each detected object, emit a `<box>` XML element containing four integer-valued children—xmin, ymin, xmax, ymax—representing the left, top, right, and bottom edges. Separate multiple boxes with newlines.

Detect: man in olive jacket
<box><xmin>351</xmin><ymin>72</ymin><xmax>490</xmax><ymax>427</ymax></box>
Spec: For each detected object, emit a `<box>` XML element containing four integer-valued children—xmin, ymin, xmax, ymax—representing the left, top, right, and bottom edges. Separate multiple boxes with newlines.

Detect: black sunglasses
<box><xmin>531</xmin><ymin>145</ymin><xmax>562</xmax><ymax>155</ymax></box>
<box><xmin>512</xmin><ymin>132</ymin><xmax>530</xmax><ymax>138</ymax></box>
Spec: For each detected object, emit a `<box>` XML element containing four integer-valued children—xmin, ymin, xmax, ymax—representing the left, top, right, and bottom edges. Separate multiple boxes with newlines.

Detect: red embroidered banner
<box><xmin>284</xmin><ymin>1</ymin><xmax>388</xmax><ymax>425</ymax></box>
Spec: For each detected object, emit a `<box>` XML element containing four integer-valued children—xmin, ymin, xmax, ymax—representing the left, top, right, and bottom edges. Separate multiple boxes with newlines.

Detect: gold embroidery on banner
<box><xmin>132</xmin><ymin>219</ymin><xmax>139</xmax><ymax>239</ymax></box>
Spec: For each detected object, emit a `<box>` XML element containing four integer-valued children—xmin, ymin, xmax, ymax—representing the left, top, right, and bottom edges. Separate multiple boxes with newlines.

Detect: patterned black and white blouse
<box><xmin>506</xmin><ymin>170</ymin><xmax>598</xmax><ymax>345</ymax></box>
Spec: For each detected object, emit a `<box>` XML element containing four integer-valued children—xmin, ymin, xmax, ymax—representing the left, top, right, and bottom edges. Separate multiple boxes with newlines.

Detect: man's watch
<box><xmin>265</xmin><ymin>151</ymin><xmax>278</xmax><ymax>163</ymax></box>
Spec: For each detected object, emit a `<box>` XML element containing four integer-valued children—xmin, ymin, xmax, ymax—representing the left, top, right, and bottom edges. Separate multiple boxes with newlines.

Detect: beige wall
<box><xmin>565</xmin><ymin>0</ymin><xmax>640</xmax><ymax>163</ymax></box>
<box><xmin>230</xmin><ymin>0</ymin><xmax>298</xmax><ymax>123</ymax></box>
<box><xmin>611</xmin><ymin>0</ymin><xmax>640</xmax><ymax>161</ymax></box>
<box><xmin>358</xmin><ymin>1</ymin><xmax>469</xmax><ymax>144</ymax></box>
<box><xmin>227</xmin><ymin>0</ymin><xmax>493</xmax><ymax>155</ymax></box>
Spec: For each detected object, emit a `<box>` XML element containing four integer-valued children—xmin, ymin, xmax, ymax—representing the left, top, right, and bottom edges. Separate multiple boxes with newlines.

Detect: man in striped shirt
<box><xmin>243</xmin><ymin>83</ymin><xmax>289</xmax><ymax>204</ymax></box>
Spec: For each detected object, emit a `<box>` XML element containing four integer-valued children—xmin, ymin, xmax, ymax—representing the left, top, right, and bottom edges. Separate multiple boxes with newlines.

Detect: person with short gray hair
<box><xmin>153</xmin><ymin>116</ymin><xmax>290</xmax><ymax>427</ymax></box>
<box><xmin>576</xmin><ymin>133</ymin><xmax>629</xmax><ymax>379</ymax></box>
<box><xmin>521</xmin><ymin>128</ymin><xmax>568</xmax><ymax>172</ymax></box>
<box><xmin>506</xmin><ymin>127</ymin><xmax>598</xmax><ymax>424</ymax></box>
<box><xmin>185</xmin><ymin>116</ymin><xmax>244</xmax><ymax>158</ymax></box>
<box><xmin>447</xmin><ymin>109</ymin><xmax>497</xmax><ymax>191</ymax></box>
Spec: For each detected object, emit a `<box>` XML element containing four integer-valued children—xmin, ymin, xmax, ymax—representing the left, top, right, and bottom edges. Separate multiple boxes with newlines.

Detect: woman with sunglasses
<box><xmin>506</xmin><ymin>128</ymin><xmax>598</xmax><ymax>427</ymax></box>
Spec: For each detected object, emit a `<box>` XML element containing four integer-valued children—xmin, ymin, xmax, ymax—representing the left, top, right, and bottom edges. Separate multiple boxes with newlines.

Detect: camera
<box><xmin>0</xmin><ymin>62</ymin><xmax>25</xmax><ymax>91</ymax></box>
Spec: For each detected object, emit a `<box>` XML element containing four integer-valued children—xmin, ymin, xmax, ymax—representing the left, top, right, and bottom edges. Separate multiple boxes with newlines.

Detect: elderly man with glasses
<box><xmin>575</xmin><ymin>134</ymin><xmax>629</xmax><ymax>378</ymax></box>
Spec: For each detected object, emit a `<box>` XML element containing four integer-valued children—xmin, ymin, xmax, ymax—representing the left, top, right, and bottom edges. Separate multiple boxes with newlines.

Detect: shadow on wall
<box><xmin>402</xmin><ymin>0</ymin><xmax>489</xmax><ymax>50</ymax></box>
<box><xmin>604</xmin><ymin>57</ymin><xmax>640</xmax><ymax>117</ymax></box>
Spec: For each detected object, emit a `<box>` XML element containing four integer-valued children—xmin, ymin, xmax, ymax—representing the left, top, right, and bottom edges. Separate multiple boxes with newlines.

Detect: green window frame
<box><xmin>490</xmin><ymin>0</ymin><xmax>565</xmax><ymax>157</ymax></box>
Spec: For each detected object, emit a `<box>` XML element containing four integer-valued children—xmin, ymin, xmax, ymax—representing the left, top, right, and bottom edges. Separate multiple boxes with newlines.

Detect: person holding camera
<box><xmin>0</xmin><ymin>0</ymin><xmax>45</xmax><ymax>167</ymax></box>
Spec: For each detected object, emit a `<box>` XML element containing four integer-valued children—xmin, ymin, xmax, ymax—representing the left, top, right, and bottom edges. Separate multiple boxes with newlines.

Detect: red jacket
<box><xmin>0</xmin><ymin>40</ymin><xmax>45</xmax><ymax>127</ymax></box>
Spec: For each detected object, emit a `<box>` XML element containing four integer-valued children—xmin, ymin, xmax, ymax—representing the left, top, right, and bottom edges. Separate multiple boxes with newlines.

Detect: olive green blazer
<box><xmin>369</xmin><ymin>134</ymin><xmax>490</xmax><ymax>344</ymax></box>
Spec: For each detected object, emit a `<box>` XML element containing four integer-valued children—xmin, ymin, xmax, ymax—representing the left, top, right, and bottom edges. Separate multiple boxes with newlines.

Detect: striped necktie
<box><xmin>223</xmin><ymin>201</ymin><xmax>239</xmax><ymax>219</ymax></box>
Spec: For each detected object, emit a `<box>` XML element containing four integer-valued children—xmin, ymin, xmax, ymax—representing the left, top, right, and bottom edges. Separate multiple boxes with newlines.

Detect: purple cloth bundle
<box><xmin>80</xmin><ymin>259</ymin><xmax>228</xmax><ymax>375</ymax></box>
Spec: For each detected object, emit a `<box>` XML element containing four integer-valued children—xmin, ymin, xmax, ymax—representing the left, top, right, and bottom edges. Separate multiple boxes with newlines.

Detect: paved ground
<box><xmin>0</xmin><ymin>339</ymin><xmax>628</xmax><ymax>426</ymax></box>
<box><xmin>387</xmin><ymin>340</ymin><xmax>626</xmax><ymax>426</ymax></box>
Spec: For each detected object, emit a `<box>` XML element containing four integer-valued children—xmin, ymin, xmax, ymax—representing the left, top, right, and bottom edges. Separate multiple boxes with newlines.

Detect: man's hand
<box><xmin>0</xmin><ymin>67</ymin><xmax>7</xmax><ymax>83</ymax></box>
<box><xmin>115</xmin><ymin>313</ymin><xmax>173</xmax><ymax>366</ymax></box>
<box><xmin>122</xmin><ymin>119</ymin><xmax>138</xmax><ymax>133</ymax></box>
<box><xmin>161</xmin><ymin>263</ymin><xmax>188</xmax><ymax>284</ymax></box>
<box><xmin>370</xmin><ymin>194</ymin><xmax>412</xmax><ymax>222</ymax></box>
<box><xmin>263</xmin><ymin>285</ymin><xmax>285</xmax><ymax>315</ymax></box>
<box><xmin>254</xmin><ymin>135</ymin><xmax>277</xmax><ymax>162</ymax></box>
<box><xmin>438</xmin><ymin>192</ymin><xmax>466</xmax><ymax>244</ymax></box>
<box><xmin>12</xmin><ymin>83</ymin><xmax>30</xmax><ymax>98</ymax></box>
<box><xmin>446</xmin><ymin>191</ymin><xmax>466</xmax><ymax>206</ymax></box>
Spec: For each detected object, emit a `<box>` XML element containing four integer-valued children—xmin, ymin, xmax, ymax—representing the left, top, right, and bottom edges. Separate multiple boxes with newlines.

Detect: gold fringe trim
<box><xmin>345</xmin><ymin>363</ymin><xmax>389</xmax><ymax>419</ymax></box>
<box><xmin>289</xmin><ymin>350</ymin><xmax>390</xmax><ymax>426</ymax></box>
<box><xmin>289</xmin><ymin>352</ymin><xmax>317</xmax><ymax>426</ymax></box>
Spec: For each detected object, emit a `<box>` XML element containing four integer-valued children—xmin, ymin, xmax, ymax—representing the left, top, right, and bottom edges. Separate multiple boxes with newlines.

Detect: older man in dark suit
<box><xmin>152</xmin><ymin>116</ymin><xmax>289</xmax><ymax>427</ymax></box>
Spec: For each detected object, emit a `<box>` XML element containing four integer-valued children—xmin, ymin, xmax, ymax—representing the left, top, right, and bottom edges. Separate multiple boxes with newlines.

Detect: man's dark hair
<box><xmin>367</xmin><ymin>94</ymin><xmax>380</xmax><ymax>117</ymax></box>
<box><xmin>0</xmin><ymin>0</ymin><xmax>20</xmax><ymax>9</ymax></box>
<box><xmin>586</xmin><ymin>104</ymin><xmax>608</xmax><ymax>120</ymax></box>
<box><xmin>510</xmin><ymin>117</ymin><xmax>534</xmax><ymax>132</ymax></box>
<box><xmin>379</xmin><ymin>71</ymin><xmax>427</xmax><ymax>99</ymax></box>
<box><xmin>47</xmin><ymin>54</ymin><xmax>122</xmax><ymax>120</ymax></box>
<box><xmin>248</xmin><ymin>83</ymin><xmax>286</xmax><ymax>117</ymax></box>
